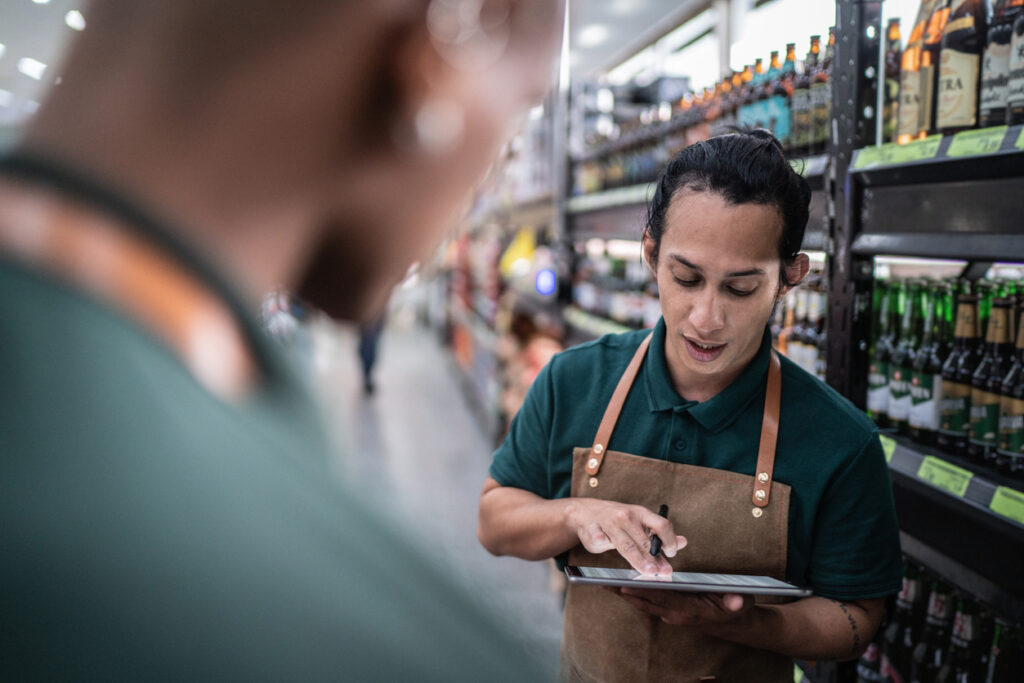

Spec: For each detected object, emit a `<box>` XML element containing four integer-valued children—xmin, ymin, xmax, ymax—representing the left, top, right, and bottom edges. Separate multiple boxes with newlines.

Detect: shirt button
<box><xmin>675</xmin><ymin>440</ymin><xmax>687</xmax><ymax>450</ymax></box>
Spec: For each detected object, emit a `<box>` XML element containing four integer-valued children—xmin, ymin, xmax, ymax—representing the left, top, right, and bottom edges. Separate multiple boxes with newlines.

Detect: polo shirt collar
<box><xmin>645</xmin><ymin>319</ymin><xmax>772</xmax><ymax>433</ymax></box>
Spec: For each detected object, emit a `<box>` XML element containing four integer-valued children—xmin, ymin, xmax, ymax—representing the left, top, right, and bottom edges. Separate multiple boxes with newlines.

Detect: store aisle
<box><xmin>307</xmin><ymin>311</ymin><xmax>564</xmax><ymax>676</ymax></box>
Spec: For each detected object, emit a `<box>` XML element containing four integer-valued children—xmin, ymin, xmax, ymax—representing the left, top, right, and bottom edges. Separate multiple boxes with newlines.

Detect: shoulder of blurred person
<box><xmin>0</xmin><ymin>0</ymin><xmax>564</xmax><ymax>678</ymax></box>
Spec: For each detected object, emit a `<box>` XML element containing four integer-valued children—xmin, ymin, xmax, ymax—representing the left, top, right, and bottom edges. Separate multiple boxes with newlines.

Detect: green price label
<box><xmin>853</xmin><ymin>136</ymin><xmax>943</xmax><ymax>169</ymax></box>
<box><xmin>947</xmin><ymin>126</ymin><xmax>1008</xmax><ymax>157</ymax></box>
<box><xmin>916</xmin><ymin>455</ymin><xmax>974</xmax><ymax>497</ymax></box>
<box><xmin>880</xmin><ymin>435</ymin><xmax>897</xmax><ymax>464</ymax></box>
<box><xmin>989</xmin><ymin>486</ymin><xmax>1024</xmax><ymax>525</ymax></box>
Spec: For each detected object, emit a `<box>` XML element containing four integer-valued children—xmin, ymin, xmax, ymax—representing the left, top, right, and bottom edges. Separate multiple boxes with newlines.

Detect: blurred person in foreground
<box><xmin>0</xmin><ymin>0</ymin><xmax>562</xmax><ymax>680</ymax></box>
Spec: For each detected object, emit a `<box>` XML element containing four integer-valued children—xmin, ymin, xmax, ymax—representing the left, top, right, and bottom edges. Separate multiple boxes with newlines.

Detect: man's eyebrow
<box><xmin>670</xmin><ymin>254</ymin><xmax>766</xmax><ymax>278</ymax></box>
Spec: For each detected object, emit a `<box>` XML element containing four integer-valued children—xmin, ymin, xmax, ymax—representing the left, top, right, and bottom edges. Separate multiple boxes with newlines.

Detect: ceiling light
<box><xmin>0</xmin><ymin>43</ymin><xmax>6</xmax><ymax>59</ymax></box>
<box><xmin>33</xmin><ymin>0</ymin><xmax>51</xmax><ymax>4</ymax></box>
<box><xmin>0</xmin><ymin>90</ymin><xmax>12</xmax><ymax>107</ymax></box>
<box><xmin>577</xmin><ymin>24</ymin><xmax>609</xmax><ymax>48</ymax></box>
<box><xmin>18</xmin><ymin>57</ymin><xmax>47</xmax><ymax>80</ymax></box>
<box><xmin>65</xmin><ymin>10</ymin><xmax>86</xmax><ymax>31</ymax></box>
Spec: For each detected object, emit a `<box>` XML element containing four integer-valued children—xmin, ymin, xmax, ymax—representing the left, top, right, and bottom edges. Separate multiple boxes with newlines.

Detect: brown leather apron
<box><xmin>562</xmin><ymin>332</ymin><xmax>794</xmax><ymax>683</ymax></box>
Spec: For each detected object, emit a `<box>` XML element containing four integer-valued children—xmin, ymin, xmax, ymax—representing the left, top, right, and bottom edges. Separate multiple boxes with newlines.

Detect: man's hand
<box><xmin>611</xmin><ymin>587</ymin><xmax>754</xmax><ymax>627</ymax></box>
<box><xmin>563</xmin><ymin>498</ymin><xmax>687</xmax><ymax>577</ymax></box>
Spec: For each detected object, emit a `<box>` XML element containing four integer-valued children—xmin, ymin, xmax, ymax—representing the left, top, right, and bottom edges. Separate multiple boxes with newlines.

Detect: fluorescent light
<box><xmin>18</xmin><ymin>57</ymin><xmax>47</xmax><ymax>80</ymax></box>
<box><xmin>0</xmin><ymin>90</ymin><xmax>12</xmax><ymax>107</ymax></box>
<box><xmin>0</xmin><ymin>43</ymin><xmax>6</xmax><ymax>59</ymax></box>
<box><xmin>33</xmin><ymin>0</ymin><xmax>51</xmax><ymax>4</ymax></box>
<box><xmin>65</xmin><ymin>10</ymin><xmax>86</xmax><ymax>31</ymax></box>
<box><xmin>578</xmin><ymin>24</ymin><xmax>609</xmax><ymax>48</ymax></box>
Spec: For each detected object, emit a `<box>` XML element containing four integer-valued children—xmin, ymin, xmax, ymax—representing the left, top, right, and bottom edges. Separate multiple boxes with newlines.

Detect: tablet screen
<box><xmin>565</xmin><ymin>566</ymin><xmax>812</xmax><ymax>597</ymax></box>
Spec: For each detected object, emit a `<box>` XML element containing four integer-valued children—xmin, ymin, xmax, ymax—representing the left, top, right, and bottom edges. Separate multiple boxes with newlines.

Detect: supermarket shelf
<box><xmin>566</xmin><ymin>183</ymin><xmax>656</xmax><ymax>215</ymax></box>
<box><xmin>881</xmin><ymin>433</ymin><xmax>1024</xmax><ymax>621</ymax></box>
<box><xmin>851</xmin><ymin>232</ymin><xmax>1024</xmax><ymax>262</ymax></box>
<box><xmin>563</xmin><ymin>305</ymin><xmax>636</xmax><ymax>343</ymax></box>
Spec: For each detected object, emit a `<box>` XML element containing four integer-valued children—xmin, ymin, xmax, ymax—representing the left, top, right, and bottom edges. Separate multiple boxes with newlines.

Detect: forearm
<box><xmin>477</xmin><ymin>479</ymin><xmax>577</xmax><ymax>561</ymax></box>
<box><xmin>707</xmin><ymin>596</ymin><xmax>883</xmax><ymax>661</ymax></box>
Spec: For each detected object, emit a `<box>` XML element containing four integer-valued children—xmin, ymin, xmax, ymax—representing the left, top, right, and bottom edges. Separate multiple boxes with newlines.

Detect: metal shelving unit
<box><xmin>830</xmin><ymin>0</ymin><xmax>1024</xmax><ymax>625</ymax></box>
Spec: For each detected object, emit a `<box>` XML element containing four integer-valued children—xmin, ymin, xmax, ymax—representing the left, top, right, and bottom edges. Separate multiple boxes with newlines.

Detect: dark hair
<box><xmin>644</xmin><ymin>129</ymin><xmax>811</xmax><ymax>286</ymax></box>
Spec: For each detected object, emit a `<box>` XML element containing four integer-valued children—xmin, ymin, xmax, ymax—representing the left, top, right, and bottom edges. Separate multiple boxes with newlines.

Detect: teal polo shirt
<box><xmin>490</xmin><ymin>318</ymin><xmax>903</xmax><ymax>601</ymax></box>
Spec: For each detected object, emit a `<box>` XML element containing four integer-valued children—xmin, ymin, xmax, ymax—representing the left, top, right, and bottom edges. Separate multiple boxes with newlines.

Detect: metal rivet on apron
<box><xmin>755</xmin><ymin>489</ymin><xmax>767</xmax><ymax>501</ymax></box>
<box><xmin>588</xmin><ymin>477</ymin><xmax>599</xmax><ymax>488</ymax></box>
<box><xmin>757</xmin><ymin>472</ymin><xmax>769</xmax><ymax>483</ymax></box>
<box><xmin>587</xmin><ymin>458</ymin><xmax>599</xmax><ymax>469</ymax></box>
<box><xmin>752</xmin><ymin>507</ymin><xmax>763</xmax><ymax>518</ymax></box>
<box><xmin>594</xmin><ymin>443</ymin><xmax>604</xmax><ymax>455</ymax></box>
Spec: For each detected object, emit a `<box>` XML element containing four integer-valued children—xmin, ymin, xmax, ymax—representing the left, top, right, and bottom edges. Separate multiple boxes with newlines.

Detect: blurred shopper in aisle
<box><xmin>479</xmin><ymin>131</ymin><xmax>903</xmax><ymax>682</ymax></box>
<box><xmin>0</xmin><ymin>0</ymin><xmax>562</xmax><ymax>680</ymax></box>
<box><xmin>358</xmin><ymin>309</ymin><xmax>388</xmax><ymax>395</ymax></box>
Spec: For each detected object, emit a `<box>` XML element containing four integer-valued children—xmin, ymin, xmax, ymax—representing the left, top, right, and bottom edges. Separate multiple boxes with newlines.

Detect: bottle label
<box><xmin>868</xmin><ymin>361</ymin><xmax>890</xmax><ymax>413</ymax></box>
<box><xmin>889</xmin><ymin>366</ymin><xmax>912</xmax><ymax>421</ymax></box>
<box><xmin>954</xmin><ymin>303</ymin><xmax>976</xmax><ymax>337</ymax></box>
<box><xmin>969</xmin><ymin>388</ymin><xmax>1000</xmax><ymax>445</ymax></box>
<box><xmin>812</xmin><ymin>82</ymin><xmax>830</xmax><ymax>144</ymax></box>
<box><xmin>897</xmin><ymin>575</ymin><xmax>921</xmax><ymax>608</ymax></box>
<box><xmin>767</xmin><ymin>94</ymin><xmax>791</xmax><ymax>143</ymax></box>
<box><xmin>939</xmin><ymin>380</ymin><xmax>971</xmax><ymax>436</ymax></box>
<box><xmin>981</xmin><ymin>37</ymin><xmax>1012</xmax><ymax>118</ymax></box>
<box><xmin>1009</xmin><ymin>32</ymin><xmax>1024</xmax><ymax>110</ymax></box>
<box><xmin>998</xmin><ymin>396</ymin><xmax>1024</xmax><ymax>456</ymax></box>
<box><xmin>951</xmin><ymin>610</ymin><xmax>975</xmax><ymax>647</ymax></box>
<box><xmin>909</xmin><ymin>372</ymin><xmax>942</xmax><ymax>430</ymax></box>
<box><xmin>926</xmin><ymin>590</ymin><xmax>951</xmax><ymax>625</ymax></box>
<box><xmin>899</xmin><ymin>69</ymin><xmax>923</xmax><ymax>138</ymax></box>
<box><xmin>938</xmin><ymin>48</ymin><xmax>981</xmax><ymax>129</ymax></box>
<box><xmin>920</xmin><ymin>62</ymin><xmax>938</xmax><ymax>135</ymax></box>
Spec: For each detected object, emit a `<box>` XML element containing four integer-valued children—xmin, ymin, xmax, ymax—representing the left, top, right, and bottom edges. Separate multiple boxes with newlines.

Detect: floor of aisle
<box><xmin>307</xmin><ymin>311</ymin><xmax>564</xmax><ymax>676</ymax></box>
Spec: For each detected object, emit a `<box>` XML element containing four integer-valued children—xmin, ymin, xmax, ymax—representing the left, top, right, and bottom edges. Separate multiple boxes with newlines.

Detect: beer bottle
<box><xmin>793</xmin><ymin>36</ymin><xmax>820</xmax><ymax>155</ymax></box>
<box><xmin>857</xmin><ymin>638</ymin><xmax>885</xmax><ymax>682</ymax></box>
<box><xmin>900</xmin><ymin>0</ymin><xmax>940</xmax><ymax>144</ymax></box>
<box><xmin>937</xmin><ymin>0</ymin><xmax>989</xmax><ymax>135</ymax></box>
<box><xmin>996</xmin><ymin>298</ymin><xmax>1024</xmax><ymax>477</ymax></box>
<box><xmin>766</xmin><ymin>46</ymin><xmax>796</xmax><ymax>148</ymax></box>
<box><xmin>758</xmin><ymin>50</ymin><xmax>781</xmax><ymax>136</ymax></box>
<box><xmin>922</xmin><ymin>0</ymin><xmax>953</xmax><ymax>136</ymax></box>
<box><xmin>811</xmin><ymin>28</ymin><xmax>835</xmax><ymax>153</ymax></box>
<box><xmin>890</xmin><ymin>280</ymin><xmax>923</xmax><ymax>436</ymax></box>
<box><xmin>987</xmin><ymin>621</ymin><xmax>1024</xmax><ymax>681</ymax></box>
<box><xmin>869</xmin><ymin>281</ymin><xmax>894</xmax><ymax>427</ymax></box>
<box><xmin>935</xmin><ymin>598</ymin><xmax>983</xmax><ymax>682</ymax></box>
<box><xmin>968</xmin><ymin>298</ymin><xmax>1012</xmax><ymax>464</ymax></box>
<box><xmin>1007</xmin><ymin>11</ymin><xmax>1024</xmax><ymax>124</ymax></box>
<box><xmin>744</xmin><ymin>57</ymin><xmax>765</xmax><ymax>130</ymax></box>
<box><xmin>980</xmin><ymin>0</ymin><xmax>1024</xmax><ymax>126</ymax></box>
<box><xmin>910</xmin><ymin>284</ymin><xmax>950</xmax><ymax>445</ymax></box>
<box><xmin>884</xmin><ymin>20</ymin><xmax>903</xmax><ymax>144</ymax></box>
<box><xmin>938</xmin><ymin>293</ymin><xmax>979</xmax><ymax>455</ymax></box>
<box><xmin>881</xmin><ymin>563</ymin><xmax>927</xmax><ymax>682</ymax></box>
<box><xmin>814</xmin><ymin>287</ymin><xmax>828</xmax><ymax>382</ymax></box>
<box><xmin>910</xmin><ymin>581</ymin><xmax>955</xmax><ymax>682</ymax></box>
<box><xmin>737</xmin><ymin>64</ymin><xmax>755</xmax><ymax>129</ymax></box>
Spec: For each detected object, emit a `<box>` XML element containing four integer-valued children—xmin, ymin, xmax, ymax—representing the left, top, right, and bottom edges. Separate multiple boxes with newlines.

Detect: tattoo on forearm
<box><xmin>835</xmin><ymin>601</ymin><xmax>860</xmax><ymax>655</ymax></box>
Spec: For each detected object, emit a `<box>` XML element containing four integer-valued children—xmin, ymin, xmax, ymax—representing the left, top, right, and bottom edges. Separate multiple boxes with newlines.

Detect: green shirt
<box><xmin>490</xmin><ymin>318</ymin><xmax>903</xmax><ymax>601</ymax></box>
<box><xmin>0</xmin><ymin>159</ymin><xmax>547</xmax><ymax>681</ymax></box>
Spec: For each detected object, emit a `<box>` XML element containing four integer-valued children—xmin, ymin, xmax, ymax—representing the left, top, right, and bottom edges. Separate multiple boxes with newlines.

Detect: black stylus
<box><xmin>649</xmin><ymin>504</ymin><xmax>669</xmax><ymax>557</ymax></box>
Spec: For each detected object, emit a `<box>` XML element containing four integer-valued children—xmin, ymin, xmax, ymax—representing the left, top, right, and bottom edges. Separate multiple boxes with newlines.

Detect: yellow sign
<box><xmin>916</xmin><ymin>455</ymin><xmax>974</xmax><ymax>497</ymax></box>
<box><xmin>946</xmin><ymin>126</ymin><xmax>1008</xmax><ymax>158</ymax></box>
<box><xmin>880</xmin><ymin>435</ymin><xmax>897</xmax><ymax>464</ymax></box>
<box><xmin>989</xmin><ymin>486</ymin><xmax>1024</xmax><ymax>525</ymax></box>
<box><xmin>852</xmin><ymin>136</ymin><xmax>943</xmax><ymax>169</ymax></box>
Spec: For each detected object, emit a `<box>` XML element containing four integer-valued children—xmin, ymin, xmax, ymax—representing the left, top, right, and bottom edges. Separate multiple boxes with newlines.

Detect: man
<box><xmin>0</xmin><ymin>0</ymin><xmax>563</xmax><ymax>679</ymax></box>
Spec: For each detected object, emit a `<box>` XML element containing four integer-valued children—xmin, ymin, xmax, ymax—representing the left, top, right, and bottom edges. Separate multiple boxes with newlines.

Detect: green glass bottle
<box><xmin>890</xmin><ymin>280</ymin><xmax>924</xmax><ymax>436</ymax></box>
<box><xmin>868</xmin><ymin>281</ymin><xmax>893</xmax><ymax>427</ymax></box>
<box><xmin>969</xmin><ymin>298</ymin><xmax>1013</xmax><ymax>465</ymax></box>
<box><xmin>910</xmin><ymin>283</ymin><xmax>950</xmax><ymax>445</ymax></box>
<box><xmin>938</xmin><ymin>293</ymin><xmax>980</xmax><ymax>455</ymax></box>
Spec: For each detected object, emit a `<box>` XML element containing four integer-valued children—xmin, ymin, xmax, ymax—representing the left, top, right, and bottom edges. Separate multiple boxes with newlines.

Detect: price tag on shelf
<box><xmin>852</xmin><ymin>136</ymin><xmax>942</xmax><ymax>170</ymax></box>
<box><xmin>946</xmin><ymin>126</ymin><xmax>1008</xmax><ymax>158</ymax></box>
<box><xmin>989</xmin><ymin>486</ymin><xmax>1024</xmax><ymax>525</ymax></box>
<box><xmin>879</xmin><ymin>435</ymin><xmax>897</xmax><ymax>464</ymax></box>
<box><xmin>916</xmin><ymin>456</ymin><xmax>974</xmax><ymax>497</ymax></box>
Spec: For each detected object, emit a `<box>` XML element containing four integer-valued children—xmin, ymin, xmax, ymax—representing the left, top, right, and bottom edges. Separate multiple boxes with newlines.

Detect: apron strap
<box><xmin>752</xmin><ymin>350</ymin><xmax>782</xmax><ymax>507</ymax></box>
<box><xmin>584</xmin><ymin>332</ymin><xmax>652</xmax><ymax>476</ymax></box>
<box><xmin>0</xmin><ymin>180</ymin><xmax>256</xmax><ymax>399</ymax></box>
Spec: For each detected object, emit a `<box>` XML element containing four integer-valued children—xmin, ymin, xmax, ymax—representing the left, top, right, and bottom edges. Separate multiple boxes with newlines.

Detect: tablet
<box><xmin>564</xmin><ymin>566</ymin><xmax>813</xmax><ymax>598</ymax></box>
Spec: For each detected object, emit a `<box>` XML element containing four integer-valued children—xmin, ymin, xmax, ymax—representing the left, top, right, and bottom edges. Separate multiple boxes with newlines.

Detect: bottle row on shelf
<box><xmin>571</xmin><ymin>30</ymin><xmax>835</xmax><ymax>196</ymax></box>
<box><xmin>890</xmin><ymin>0</ymin><xmax>1024</xmax><ymax>146</ymax></box>
<box><xmin>868</xmin><ymin>277</ymin><xmax>1024</xmax><ymax>480</ymax></box>
<box><xmin>774</xmin><ymin>274</ymin><xmax>829</xmax><ymax>381</ymax></box>
<box><xmin>854</xmin><ymin>559</ymin><xmax>1022</xmax><ymax>683</ymax></box>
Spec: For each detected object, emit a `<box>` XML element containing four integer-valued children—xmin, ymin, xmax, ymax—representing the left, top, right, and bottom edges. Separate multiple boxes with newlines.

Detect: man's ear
<box><xmin>778</xmin><ymin>253</ymin><xmax>811</xmax><ymax>299</ymax></box>
<box><xmin>642</xmin><ymin>234</ymin><xmax>657</xmax><ymax>274</ymax></box>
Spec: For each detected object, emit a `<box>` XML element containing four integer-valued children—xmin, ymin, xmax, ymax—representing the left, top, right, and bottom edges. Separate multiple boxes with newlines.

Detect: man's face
<box><xmin>646</xmin><ymin>190</ymin><xmax>792</xmax><ymax>396</ymax></box>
